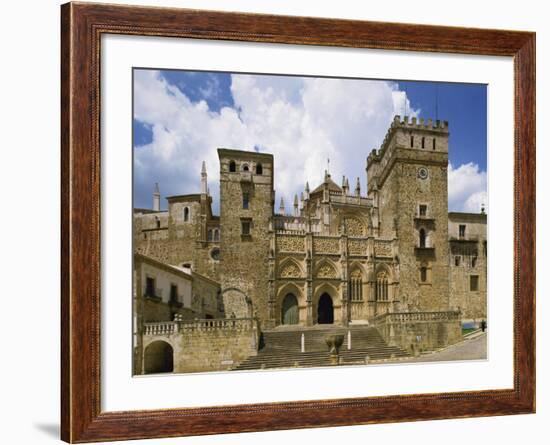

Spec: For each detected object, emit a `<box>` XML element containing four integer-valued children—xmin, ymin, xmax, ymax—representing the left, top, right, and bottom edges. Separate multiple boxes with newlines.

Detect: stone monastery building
<box><xmin>133</xmin><ymin>115</ymin><xmax>487</xmax><ymax>374</ymax></box>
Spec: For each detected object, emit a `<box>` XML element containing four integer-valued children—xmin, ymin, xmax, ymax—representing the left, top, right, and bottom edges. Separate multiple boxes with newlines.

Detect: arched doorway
<box><xmin>144</xmin><ymin>341</ymin><xmax>174</xmax><ymax>374</ymax></box>
<box><xmin>281</xmin><ymin>293</ymin><xmax>299</xmax><ymax>325</ymax></box>
<box><xmin>317</xmin><ymin>293</ymin><xmax>334</xmax><ymax>324</ymax></box>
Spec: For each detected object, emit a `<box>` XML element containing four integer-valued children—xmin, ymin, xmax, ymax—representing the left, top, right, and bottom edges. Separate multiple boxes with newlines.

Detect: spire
<box><xmin>201</xmin><ymin>161</ymin><xmax>207</xmax><ymax>195</ymax></box>
<box><xmin>342</xmin><ymin>175</ymin><xmax>349</xmax><ymax>195</ymax></box>
<box><xmin>153</xmin><ymin>182</ymin><xmax>160</xmax><ymax>212</ymax></box>
<box><xmin>305</xmin><ymin>181</ymin><xmax>310</xmax><ymax>200</ymax></box>
<box><xmin>279</xmin><ymin>197</ymin><xmax>285</xmax><ymax>215</ymax></box>
<box><xmin>293</xmin><ymin>194</ymin><xmax>299</xmax><ymax>217</ymax></box>
<box><xmin>355</xmin><ymin>177</ymin><xmax>361</xmax><ymax>197</ymax></box>
<box><xmin>324</xmin><ymin>170</ymin><xmax>330</xmax><ymax>182</ymax></box>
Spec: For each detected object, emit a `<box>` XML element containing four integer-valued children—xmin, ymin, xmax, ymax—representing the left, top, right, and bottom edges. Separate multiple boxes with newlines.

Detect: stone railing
<box><xmin>373</xmin><ymin>311</ymin><xmax>461</xmax><ymax>325</ymax></box>
<box><xmin>143</xmin><ymin>321</ymin><xmax>176</xmax><ymax>336</ymax></box>
<box><xmin>143</xmin><ymin>318</ymin><xmax>258</xmax><ymax>336</ymax></box>
<box><xmin>179</xmin><ymin>318</ymin><xmax>258</xmax><ymax>332</ymax></box>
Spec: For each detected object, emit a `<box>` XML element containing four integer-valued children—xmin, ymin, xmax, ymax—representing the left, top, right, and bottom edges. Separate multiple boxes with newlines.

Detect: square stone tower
<box><xmin>218</xmin><ymin>149</ymin><xmax>274</xmax><ymax>323</ymax></box>
<box><xmin>367</xmin><ymin>116</ymin><xmax>450</xmax><ymax>312</ymax></box>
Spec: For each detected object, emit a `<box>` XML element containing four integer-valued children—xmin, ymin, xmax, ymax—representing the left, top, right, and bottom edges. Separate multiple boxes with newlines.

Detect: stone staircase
<box><xmin>233</xmin><ymin>325</ymin><xmax>409</xmax><ymax>371</ymax></box>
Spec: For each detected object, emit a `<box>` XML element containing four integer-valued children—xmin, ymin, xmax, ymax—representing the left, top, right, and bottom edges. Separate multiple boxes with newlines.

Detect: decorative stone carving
<box><xmin>277</xmin><ymin>235</ymin><xmax>305</xmax><ymax>252</ymax></box>
<box><xmin>280</xmin><ymin>262</ymin><xmax>302</xmax><ymax>278</ymax></box>
<box><xmin>375</xmin><ymin>241</ymin><xmax>392</xmax><ymax>257</ymax></box>
<box><xmin>344</xmin><ymin>218</ymin><xmax>364</xmax><ymax>237</ymax></box>
<box><xmin>313</xmin><ymin>237</ymin><xmax>340</xmax><ymax>254</ymax></box>
<box><xmin>348</xmin><ymin>239</ymin><xmax>365</xmax><ymax>255</ymax></box>
<box><xmin>317</xmin><ymin>263</ymin><xmax>337</xmax><ymax>279</ymax></box>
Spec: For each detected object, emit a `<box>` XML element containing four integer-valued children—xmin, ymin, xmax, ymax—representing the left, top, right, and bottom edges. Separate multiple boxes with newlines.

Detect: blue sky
<box><xmin>133</xmin><ymin>69</ymin><xmax>487</xmax><ymax>214</ymax></box>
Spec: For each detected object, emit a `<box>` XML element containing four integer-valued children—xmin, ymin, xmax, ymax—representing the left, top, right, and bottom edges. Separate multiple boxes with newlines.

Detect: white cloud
<box><xmin>133</xmin><ymin>70</ymin><xmax>423</xmax><ymax>213</ymax></box>
<box><xmin>448</xmin><ymin>162</ymin><xmax>487</xmax><ymax>213</ymax></box>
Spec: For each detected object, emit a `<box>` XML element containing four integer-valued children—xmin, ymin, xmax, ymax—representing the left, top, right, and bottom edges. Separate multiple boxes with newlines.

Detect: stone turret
<box><xmin>293</xmin><ymin>194</ymin><xmax>299</xmax><ymax>217</ymax></box>
<box><xmin>153</xmin><ymin>182</ymin><xmax>160</xmax><ymax>211</ymax></box>
<box><xmin>355</xmin><ymin>177</ymin><xmax>361</xmax><ymax>197</ymax></box>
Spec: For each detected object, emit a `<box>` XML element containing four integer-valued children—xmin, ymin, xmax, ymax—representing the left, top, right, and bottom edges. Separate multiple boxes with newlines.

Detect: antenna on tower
<box><xmin>435</xmin><ymin>84</ymin><xmax>439</xmax><ymax>121</ymax></box>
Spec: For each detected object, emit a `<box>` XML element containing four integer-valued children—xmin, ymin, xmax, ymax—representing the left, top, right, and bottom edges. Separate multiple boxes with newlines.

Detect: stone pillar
<box><xmin>306</xmin><ymin>232</ymin><xmax>313</xmax><ymax>326</ymax></box>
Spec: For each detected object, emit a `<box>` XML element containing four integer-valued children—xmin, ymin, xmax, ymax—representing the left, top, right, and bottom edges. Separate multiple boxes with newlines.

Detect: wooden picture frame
<box><xmin>61</xmin><ymin>2</ymin><xmax>535</xmax><ymax>442</ymax></box>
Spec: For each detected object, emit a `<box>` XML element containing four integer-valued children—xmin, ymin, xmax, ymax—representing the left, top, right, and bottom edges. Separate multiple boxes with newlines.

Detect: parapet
<box><xmin>367</xmin><ymin>115</ymin><xmax>449</xmax><ymax>168</ymax></box>
<box><xmin>391</xmin><ymin>114</ymin><xmax>449</xmax><ymax>131</ymax></box>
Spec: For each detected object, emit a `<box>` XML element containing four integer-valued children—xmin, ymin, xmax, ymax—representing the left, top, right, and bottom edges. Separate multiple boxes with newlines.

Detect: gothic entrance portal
<box><xmin>317</xmin><ymin>293</ymin><xmax>334</xmax><ymax>324</ymax></box>
<box><xmin>281</xmin><ymin>293</ymin><xmax>299</xmax><ymax>325</ymax></box>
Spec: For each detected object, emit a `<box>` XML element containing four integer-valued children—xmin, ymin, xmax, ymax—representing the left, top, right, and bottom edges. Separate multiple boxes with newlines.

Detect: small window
<box><xmin>256</xmin><ymin>163</ymin><xmax>263</xmax><ymax>175</ymax></box>
<box><xmin>242</xmin><ymin>164</ymin><xmax>249</xmax><ymax>172</ymax></box>
<box><xmin>419</xmin><ymin>204</ymin><xmax>427</xmax><ymax>217</ymax></box>
<box><xmin>455</xmin><ymin>256</ymin><xmax>461</xmax><ymax>266</ymax></box>
<box><xmin>432</xmin><ymin>138</ymin><xmax>436</xmax><ymax>150</ymax></box>
<box><xmin>421</xmin><ymin>137</ymin><xmax>425</xmax><ymax>149</ymax></box>
<box><xmin>419</xmin><ymin>228</ymin><xmax>426</xmax><ymax>248</ymax></box>
<box><xmin>410</xmin><ymin>135</ymin><xmax>414</xmax><ymax>147</ymax></box>
<box><xmin>420</xmin><ymin>267</ymin><xmax>427</xmax><ymax>282</ymax></box>
<box><xmin>207</xmin><ymin>229</ymin><xmax>213</xmax><ymax>241</ymax></box>
<box><xmin>470</xmin><ymin>275</ymin><xmax>479</xmax><ymax>291</ymax></box>
<box><xmin>170</xmin><ymin>284</ymin><xmax>178</xmax><ymax>304</ymax></box>
<box><xmin>183</xmin><ymin>207</ymin><xmax>190</xmax><ymax>222</ymax></box>
<box><xmin>213</xmin><ymin>229</ymin><xmax>220</xmax><ymax>242</ymax></box>
<box><xmin>241</xmin><ymin>220</ymin><xmax>251</xmax><ymax>236</ymax></box>
<box><xmin>229</xmin><ymin>160</ymin><xmax>236</xmax><ymax>172</ymax></box>
<box><xmin>459</xmin><ymin>224</ymin><xmax>466</xmax><ymax>238</ymax></box>
<box><xmin>145</xmin><ymin>277</ymin><xmax>155</xmax><ymax>297</ymax></box>
<box><xmin>155</xmin><ymin>216</ymin><xmax>160</xmax><ymax>229</ymax></box>
<box><xmin>472</xmin><ymin>256</ymin><xmax>477</xmax><ymax>268</ymax></box>
<box><xmin>243</xmin><ymin>192</ymin><xmax>249</xmax><ymax>209</ymax></box>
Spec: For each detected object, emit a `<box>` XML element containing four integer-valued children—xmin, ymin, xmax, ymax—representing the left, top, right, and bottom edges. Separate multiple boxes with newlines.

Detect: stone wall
<box><xmin>374</xmin><ymin>311</ymin><xmax>462</xmax><ymax>354</ymax></box>
<box><xmin>140</xmin><ymin>318</ymin><xmax>259</xmax><ymax>374</ymax></box>
<box><xmin>448</xmin><ymin>213</ymin><xmax>487</xmax><ymax>321</ymax></box>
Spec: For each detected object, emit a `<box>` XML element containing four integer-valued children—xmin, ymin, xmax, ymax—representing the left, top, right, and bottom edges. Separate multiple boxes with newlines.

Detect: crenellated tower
<box><xmin>367</xmin><ymin>115</ymin><xmax>450</xmax><ymax>312</ymax></box>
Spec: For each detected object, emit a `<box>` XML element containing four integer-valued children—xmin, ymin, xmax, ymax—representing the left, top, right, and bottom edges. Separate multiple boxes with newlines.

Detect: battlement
<box><xmin>367</xmin><ymin>115</ymin><xmax>449</xmax><ymax>168</ymax></box>
<box><xmin>391</xmin><ymin>114</ymin><xmax>449</xmax><ymax>132</ymax></box>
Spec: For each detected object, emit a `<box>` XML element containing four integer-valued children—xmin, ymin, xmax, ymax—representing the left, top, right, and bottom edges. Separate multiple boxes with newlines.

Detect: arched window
<box><xmin>410</xmin><ymin>135</ymin><xmax>414</xmax><ymax>147</ymax></box>
<box><xmin>242</xmin><ymin>163</ymin><xmax>249</xmax><ymax>172</ymax></box>
<box><xmin>229</xmin><ymin>160</ymin><xmax>236</xmax><ymax>172</ymax></box>
<box><xmin>419</xmin><ymin>228</ymin><xmax>426</xmax><ymax>248</ymax></box>
<box><xmin>421</xmin><ymin>137</ymin><xmax>425</xmax><ymax>148</ymax></box>
<box><xmin>376</xmin><ymin>271</ymin><xmax>389</xmax><ymax>301</ymax></box>
<box><xmin>350</xmin><ymin>269</ymin><xmax>363</xmax><ymax>301</ymax></box>
<box><xmin>213</xmin><ymin>229</ymin><xmax>220</xmax><ymax>242</ymax></box>
<box><xmin>155</xmin><ymin>216</ymin><xmax>160</xmax><ymax>229</ymax></box>
<box><xmin>207</xmin><ymin>229</ymin><xmax>213</xmax><ymax>241</ymax></box>
<box><xmin>432</xmin><ymin>138</ymin><xmax>436</xmax><ymax>150</ymax></box>
<box><xmin>256</xmin><ymin>163</ymin><xmax>263</xmax><ymax>175</ymax></box>
<box><xmin>183</xmin><ymin>207</ymin><xmax>189</xmax><ymax>222</ymax></box>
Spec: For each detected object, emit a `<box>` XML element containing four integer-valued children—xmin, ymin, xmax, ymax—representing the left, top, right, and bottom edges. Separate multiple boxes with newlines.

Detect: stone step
<box><xmin>233</xmin><ymin>326</ymin><xmax>410</xmax><ymax>371</ymax></box>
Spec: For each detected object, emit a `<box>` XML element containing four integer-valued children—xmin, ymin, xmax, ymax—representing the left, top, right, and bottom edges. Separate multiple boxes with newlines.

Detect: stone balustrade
<box><xmin>143</xmin><ymin>317</ymin><xmax>258</xmax><ymax>336</ymax></box>
<box><xmin>373</xmin><ymin>310</ymin><xmax>461</xmax><ymax>325</ymax></box>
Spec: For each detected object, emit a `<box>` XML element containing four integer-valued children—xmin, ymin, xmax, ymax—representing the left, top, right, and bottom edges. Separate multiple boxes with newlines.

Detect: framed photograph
<box><xmin>61</xmin><ymin>2</ymin><xmax>535</xmax><ymax>442</ymax></box>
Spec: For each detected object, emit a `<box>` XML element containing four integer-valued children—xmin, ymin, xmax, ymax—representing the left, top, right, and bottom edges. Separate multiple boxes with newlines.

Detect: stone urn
<box><xmin>325</xmin><ymin>334</ymin><xmax>345</xmax><ymax>364</ymax></box>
